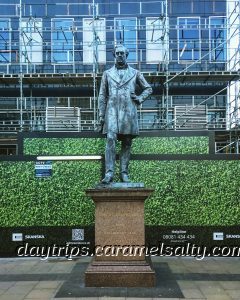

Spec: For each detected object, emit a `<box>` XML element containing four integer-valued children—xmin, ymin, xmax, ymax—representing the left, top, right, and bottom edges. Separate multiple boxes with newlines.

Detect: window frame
<box><xmin>21</xmin><ymin>18</ymin><xmax>43</xmax><ymax>65</ymax></box>
<box><xmin>51</xmin><ymin>18</ymin><xmax>74</xmax><ymax>64</ymax></box>
<box><xmin>177</xmin><ymin>16</ymin><xmax>201</xmax><ymax>63</ymax></box>
<box><xmin>82</xmin><ymin>17</ymin><xmax>106</xmax><ymax>65</ymax></box>
<box><xmin>114</xmin><ymin>17</ymin><xmax>138</xmax><ymax>62</ymax></box>
<box><xmin>209</xmin><ymin>16</ymin><xmax>226</xmax><ymax>62</ymax></box>
<box><xmin>0</xmin><ymin>18</ymin><xmax>11</xmax><ymax>64</ymax></box>
<box><xmin>146</xmin><ymin>16</ymin><xmax>169</xmax><ymax>64</ymax></box>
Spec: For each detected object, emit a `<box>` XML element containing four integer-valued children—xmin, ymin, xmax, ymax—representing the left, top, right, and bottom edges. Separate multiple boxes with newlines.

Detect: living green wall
<box><xmin>0</xmin><ymin>161</ymin><xmax>100</xmax><ymax>227</ymax></box>
<box><xmin>23</xmin><ymin>136</ymin><xmax>209</xmax><ymax>155</ymax></box>
<box><xmin>0</xmin><ymin>160</ymin><xmax>239</xmax><ymax>227</ymax></box>
<box><xmin>130</xmin><ymin>160</ymin><xmax>240</xmax><ymax>226</ymax></box>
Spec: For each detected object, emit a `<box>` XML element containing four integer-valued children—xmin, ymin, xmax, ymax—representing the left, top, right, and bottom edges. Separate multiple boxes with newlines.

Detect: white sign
<box><xmin>213</xmin><ymin>232</ymin><xmax>224</xmax><ymax>241</ymax></box>
<box><xmin>12</xmin><ymin>233</ymin><xmax>23</xmax><ymax>242</ymax></box>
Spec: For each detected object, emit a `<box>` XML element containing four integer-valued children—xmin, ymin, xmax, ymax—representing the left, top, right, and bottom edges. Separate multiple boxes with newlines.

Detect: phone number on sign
<box><xmin>162</xmin><ymin>234</ymin><xmax>195</xmax><ymax>240</ymax></box>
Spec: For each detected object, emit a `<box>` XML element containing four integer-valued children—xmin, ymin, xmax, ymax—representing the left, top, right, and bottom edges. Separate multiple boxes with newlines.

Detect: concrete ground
<box><xmin>0</xmin><ymin>256</ymin><xmax>239</xmax><ymax>300</ymax></box>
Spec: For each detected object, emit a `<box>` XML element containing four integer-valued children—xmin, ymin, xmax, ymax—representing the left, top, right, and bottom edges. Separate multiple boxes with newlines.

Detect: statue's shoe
<box><xmin>101</xmin><ymin>173</ymin><xmax>113</xmax><ymax>184</ymax></box>
<box><xmin>121</xmin><ymin>173</ymin><xmax>131</xmax><ymax>183</ymax></box>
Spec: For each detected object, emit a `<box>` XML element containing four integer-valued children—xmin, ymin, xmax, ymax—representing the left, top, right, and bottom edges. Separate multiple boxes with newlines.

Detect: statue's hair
<box><xmin>113</xmin><ymin>44</ymin><xmax>129</xmax><ymax>58</ymax></box>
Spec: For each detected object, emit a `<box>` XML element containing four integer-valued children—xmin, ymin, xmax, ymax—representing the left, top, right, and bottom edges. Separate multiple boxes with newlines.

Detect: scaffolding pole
<box><xmin>92</xmin><ymin>0</ymin><xmax>99</xmax><ymax>131</ymax></box>
<box><xmin>19</xmin><ymin>0</ymin><xmax>23</xmax><ymax>132</ymax></box>
<box><xmin>165</xmin><ymin>0</ymin><xmax>169</xmax><ymax>128</ymax></box>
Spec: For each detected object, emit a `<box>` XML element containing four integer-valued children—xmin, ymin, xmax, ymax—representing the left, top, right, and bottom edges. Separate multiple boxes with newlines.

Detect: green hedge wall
<box><xmin>24</xmin><ymin>136</ymin><xmax>209</xmax><ymax>155</ymax></box>
<box><xmin>0</xmin><ymin>160</ymin><xmax>239</xmax><ymax>226</ymax></box>
<box><xmin>130</xmin><ymin>160</ymin><xmax>240</xmax><ymax>226</ymax></box>
<box><xmin>0</xmin><ymin>161</ymin><xmax>100</xmax><ymax>227</ymax></box>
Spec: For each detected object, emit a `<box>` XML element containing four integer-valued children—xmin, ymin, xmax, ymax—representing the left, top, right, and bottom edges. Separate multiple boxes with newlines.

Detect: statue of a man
<box><xmin>98</xmin><ymin>44</ymin><xmax>152</xmax><ymax>184</ymax></box>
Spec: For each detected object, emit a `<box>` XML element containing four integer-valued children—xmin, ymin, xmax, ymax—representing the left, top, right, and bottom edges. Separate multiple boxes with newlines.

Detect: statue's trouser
<box><xmin>105</xmin><ymin>132</ymin><xmax>132</xmax><ymax>177</ymax></box>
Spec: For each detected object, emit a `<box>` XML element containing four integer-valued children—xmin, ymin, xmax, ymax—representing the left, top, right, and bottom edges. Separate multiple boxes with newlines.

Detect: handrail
<box><xmin>215</xmin><ymin>139</ymin><xmax>240</xmax><ymax>153</ymax></box>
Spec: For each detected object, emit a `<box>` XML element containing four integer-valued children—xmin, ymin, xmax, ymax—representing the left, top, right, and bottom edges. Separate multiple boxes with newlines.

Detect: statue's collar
<box><xmin>115</xmin><ymin>63</ymin><xmax>128</xmax><ymax>70</ymax></box>
<box><xmin>107</xmin><ymin>65</ymin><xmax>136</xmax><ymax>86</ymax></box>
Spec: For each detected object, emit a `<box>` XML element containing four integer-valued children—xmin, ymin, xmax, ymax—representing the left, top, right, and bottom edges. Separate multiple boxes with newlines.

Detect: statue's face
<box><xmin>115</xmin><ymin>46</ymin><xmax>127</xmax><ymax>66</ymax></box>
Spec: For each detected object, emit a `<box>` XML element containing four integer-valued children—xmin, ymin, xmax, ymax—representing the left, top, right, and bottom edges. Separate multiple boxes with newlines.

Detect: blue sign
<box><xmin>35</xmin><ymin>161</ymin><xmax>52</xmax><ymax>178</ymax></box>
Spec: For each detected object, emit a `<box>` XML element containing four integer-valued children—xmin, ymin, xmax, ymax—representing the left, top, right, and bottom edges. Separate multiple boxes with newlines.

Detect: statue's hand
<box><xmin>131</xmin><ymin>93</ymin><xmax>142</xmax><ymax>105</ymax></box>
<box><xmin>96</xmin><ymin>116</ymin><xmax>105</xmax><ymax>133</ymax></box>
<box><xmin>99</xmin><ymin>116</ymin><xmax>105</xmax><ymax>125</ymax></box>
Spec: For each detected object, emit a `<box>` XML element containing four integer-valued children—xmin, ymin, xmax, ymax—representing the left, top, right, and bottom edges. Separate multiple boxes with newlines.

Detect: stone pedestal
<box><xmin>85</xmin><ymin>187</ymin><xmax>155</xmax><ymax>287</ymax></box>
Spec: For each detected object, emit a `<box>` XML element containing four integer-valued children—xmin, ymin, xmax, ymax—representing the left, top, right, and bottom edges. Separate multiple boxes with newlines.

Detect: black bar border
<box><xmin>0</xmin><ymin>153</ymin><xmax>239</xmax><ymax>162</ymax></box>
<box><xmin>17</xmin><ymin>130</ymin><xmax>212</xmax><ymax>156</ymax></box>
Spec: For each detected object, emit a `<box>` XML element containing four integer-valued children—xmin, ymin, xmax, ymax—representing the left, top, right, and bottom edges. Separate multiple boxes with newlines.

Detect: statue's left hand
<box><xmin>96</xmin><ymin>116</ymin><xmax>104</xmax><ymax>133</ymax></box>
<box><xmin>131</xmin><ymin>93</ymin><xmax>142</xmax><ymax>105</ymax></box>
<box><xmin>99</xmin><ymin>116</ymin><xmax>105</xmax><ymax>125</ymax></box>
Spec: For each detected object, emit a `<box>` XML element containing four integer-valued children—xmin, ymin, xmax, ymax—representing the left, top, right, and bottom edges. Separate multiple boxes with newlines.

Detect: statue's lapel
<box><xmin>107</xmin><ymin>66</ymin><xmax>136</xmax><ymax>86</ymax></box>
<box><xmin>107</xmin><ymin>67</ymin><xmax>121</xmax><ymax>84</ymax></box>
<box><xmin>119</xmin><ymin>66</ymin><xmax>136</xmax><ymax>87</ymax></box>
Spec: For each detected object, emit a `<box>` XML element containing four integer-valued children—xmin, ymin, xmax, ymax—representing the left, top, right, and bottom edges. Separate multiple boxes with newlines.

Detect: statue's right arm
<box><xmin>98</xmin><ymin>72</ymin><xmax>108</xmax><ymax>124</ymax></box>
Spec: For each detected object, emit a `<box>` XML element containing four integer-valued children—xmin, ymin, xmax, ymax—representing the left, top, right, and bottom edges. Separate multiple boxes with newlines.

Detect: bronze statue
<box><xmin>98</xmin><ymin>44</ymin><xmax>152</xmax><ymax>184</ymax></box>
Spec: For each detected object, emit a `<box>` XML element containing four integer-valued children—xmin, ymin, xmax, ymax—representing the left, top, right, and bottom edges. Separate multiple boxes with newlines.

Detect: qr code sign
<box><xmin>72</xmin><ymin>229</ymin><xmax>84</xmax><ymax>241</ymax></box>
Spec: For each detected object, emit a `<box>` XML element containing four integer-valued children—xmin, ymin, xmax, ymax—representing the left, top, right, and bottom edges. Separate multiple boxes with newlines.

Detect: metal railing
<box><xmin>215</xmin><ymin>138</ymin><xmax>240</xmax><ymax>154</ymax></box>
<box><xmin>0</xmin><ymin>106</ymin><xmax>227</xmax><ymax>133</ymax></box>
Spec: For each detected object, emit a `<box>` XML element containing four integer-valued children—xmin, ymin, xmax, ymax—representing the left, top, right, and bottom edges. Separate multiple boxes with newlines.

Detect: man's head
<box><xmin>113</xmin><ymin>44</ymin><xmax>129</xmax><ymax>66</ymax></box>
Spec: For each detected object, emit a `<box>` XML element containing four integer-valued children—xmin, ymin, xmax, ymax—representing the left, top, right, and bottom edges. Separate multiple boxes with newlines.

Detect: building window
<box><xmin>51</xmin><ymin>18</ymin><xmax>74</xmax><ymax>63</ymax></box>
<box><xmin>21</xmin><ymin>18</ymin><xmax>43</xmax><ymax>64</ymax></box>
<box><xmin>178</xmin><ymin>17</ymin><xmax>200</xmax><ymax>61</ymax></box>
<box><xmin>83</xmin><ymin>18</ymin><xmax>106</xmax><ymax>64</ymax></box>
<box><xmin>209</xmin><ymin>17</ymin><xmax>226</xmax><ymax>62</ymax></box>
<box><xmin>0</xmin><ymin>19</ymin><xmax>11</xmax><ymax>63</ymax></box>
<box><xmin>114</xmin><ymin>18</ymin><xmax>137</xmax><ymax>62</ymax></box>
<box><xmin>146</xmin><ymin>17</ymin><xmax>168</xmax><ymax>64</ymax></box>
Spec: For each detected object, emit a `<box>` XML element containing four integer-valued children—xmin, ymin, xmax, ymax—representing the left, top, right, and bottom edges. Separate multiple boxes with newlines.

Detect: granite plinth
<box><xmin>86</xmin><ymin>187</ymin><xmax>154</xmax><ymax>261</ymax></box>
<box><xmin>85</xmin><ymin>187</ymin><xmax>156</xmax><ymax>287</ymax></box>
<box><xmin>85</xmin><ymin>259</ymin><xmax>155</xmax><ymax>287</ymax></box>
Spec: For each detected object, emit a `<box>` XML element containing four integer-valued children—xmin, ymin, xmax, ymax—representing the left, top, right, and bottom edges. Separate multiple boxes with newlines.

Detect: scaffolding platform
<box><xmin>0</xmin><ymin>71</ymin><xmax>238</xmax><ymax>85</ymax></box>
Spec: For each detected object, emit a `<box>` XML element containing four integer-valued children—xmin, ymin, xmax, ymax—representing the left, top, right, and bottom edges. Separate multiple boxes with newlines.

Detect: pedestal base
<box><xmin>85</xmin><ymin>187</ymin><xmax>156</xmax><ymax>287</ymax></box>
<box><xmin>85</xmin><ymin>258</ymin><xmax>155</xmax><ymax>287</ymax></box>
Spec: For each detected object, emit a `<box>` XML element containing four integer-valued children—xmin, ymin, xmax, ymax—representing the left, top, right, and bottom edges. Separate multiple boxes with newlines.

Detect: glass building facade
<box><xmin>0</xmin><ymin>0</ymin><xmax>239</xmax><ymax>134</ymax></box>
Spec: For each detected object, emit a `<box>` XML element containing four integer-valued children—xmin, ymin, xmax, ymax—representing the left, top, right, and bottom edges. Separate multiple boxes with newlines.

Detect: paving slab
<box><xmin>0</xmin><ymin>257</ymin><xmax>239</xmax><ymax>299</ymax></box>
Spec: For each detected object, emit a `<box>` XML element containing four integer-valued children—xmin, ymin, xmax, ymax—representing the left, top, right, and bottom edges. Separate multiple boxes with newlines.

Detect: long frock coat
<box><xmin>98</xmin><ymin>65</ymin><xmax>152</xmax><ymax>136</ymax></box>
